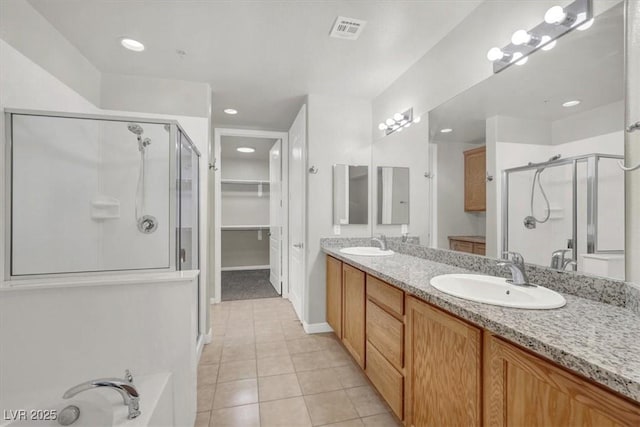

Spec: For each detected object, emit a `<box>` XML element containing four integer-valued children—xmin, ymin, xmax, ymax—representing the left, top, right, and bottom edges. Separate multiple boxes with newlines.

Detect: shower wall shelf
<box><xmin>90</xmin><ymin>196</ymin><xmax>120</xmax><ymax>219</ymax></box>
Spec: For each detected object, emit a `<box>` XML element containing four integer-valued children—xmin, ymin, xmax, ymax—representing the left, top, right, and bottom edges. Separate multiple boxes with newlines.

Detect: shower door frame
<box><xmin>501</xmin><ymin>153</ymin><xmax>624</xmax><ymax>267</ymax></box>
<box><xmin>2</xmin><ymin>108</ymin><xmax>197</xmax><ymax>282</ymax></box>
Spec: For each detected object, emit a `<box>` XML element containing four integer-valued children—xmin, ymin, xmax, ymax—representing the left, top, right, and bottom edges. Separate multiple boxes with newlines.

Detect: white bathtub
<box><xmin>2</xmin><ymin>373</ymin><xmax>173</xmax><ymax>427</ymax></box>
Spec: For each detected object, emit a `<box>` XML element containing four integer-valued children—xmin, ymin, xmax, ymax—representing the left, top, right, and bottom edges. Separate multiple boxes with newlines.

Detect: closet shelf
<box><xmin>221</xmin><ymin>179</ymin><xmax>270</xmax><ymax>185</ymax></box>
<box><xmin>222</xmin><ymin>225</ymin><xmax>271</xmax><ymax>230</ymax></box>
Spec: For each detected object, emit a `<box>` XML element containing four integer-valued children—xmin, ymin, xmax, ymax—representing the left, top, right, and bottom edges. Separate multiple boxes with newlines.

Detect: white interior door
<box><xmin>288</xmin><ymin>106</ymin><xmax>306</xmax><ymax>320</ymax></box>
<box><xmin>269</xmin><ymin>140</ymin><xmax>282</xmax><ymax>294</ymax></box>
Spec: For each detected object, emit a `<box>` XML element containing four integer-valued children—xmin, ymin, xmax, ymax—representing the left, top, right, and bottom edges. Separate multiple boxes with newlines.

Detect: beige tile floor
<box><xmin>196</xmin><ymin>298</ymin><xmax>402</xmax><ymax>427</ymax></box>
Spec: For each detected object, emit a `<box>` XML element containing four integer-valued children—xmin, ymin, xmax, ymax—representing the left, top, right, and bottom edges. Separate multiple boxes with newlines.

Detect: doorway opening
<box><xmin>213</xmin><ymin>129</ymin><xmax>289</xmax><ymax>303</ymax></box>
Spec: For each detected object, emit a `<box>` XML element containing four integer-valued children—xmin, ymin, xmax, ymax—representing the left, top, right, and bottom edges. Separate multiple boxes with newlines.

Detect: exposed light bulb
<box><xmin>386</xmin><ymin>118</ymin><xmax>395</xmax><ymax>126</ymax></box>
<box><xmin>577</xmin><ymin>18</ymin><xmax>594</xmax><ymax>30</ymax></box>
<box><xmin>487</xmin><ymin>47</ymin><xmax>504</xmax><ymax>61</ymax></box>
<box><xmin>545</xmin><ymin>6</ymin><xmax>567</xmax><ymax>24</ymax></box>
<box><xmin>413</xmin><ymin>116</ymin><xmax>421</xmax><ymax>123</ymax></box>
<box><xmin>539</xmin><ymin>35</ymin><xmax>557</xmax><ymax>51</ymax></box>
<box><xmin>511</xmin><ymin>30</ymin><xmax>531</xmax><ymax>46</ymax></box>
<box><xmin>393</xmin><ymin>113</ymin><xmax>404</xmax><ymax>121</ymax></box>
<box><xmin>378</xmin><ymin>123</ymin><xmax>387</xmax><ymax>131</ymax></box>
<box><xmin>511</xmin><ymin>52</ymin><xmax>528</xmax><ymax>66</ymax></box>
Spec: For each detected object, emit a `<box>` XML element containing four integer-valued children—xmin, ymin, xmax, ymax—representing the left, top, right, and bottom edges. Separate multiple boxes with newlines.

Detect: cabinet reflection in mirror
<box><xmin>428</xmin><ymin>3</ymin><xmax>625</xmax><ymax>280</ymax></box>
<box><xmin>377</xmin><ymin>167</ymin><xmax>409</xmax><ymax>225</ymax></box>
<box><xmin>333</xmin><ymin>164</ymin><xmax>369</xmax><ymax>225</ymax></box>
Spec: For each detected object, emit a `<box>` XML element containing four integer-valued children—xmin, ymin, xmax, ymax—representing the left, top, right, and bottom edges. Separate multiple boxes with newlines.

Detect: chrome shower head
<box><xmin>127</xmin><ymin>123</ymin><xmax>144</xmax><ymax>136</ymax></box>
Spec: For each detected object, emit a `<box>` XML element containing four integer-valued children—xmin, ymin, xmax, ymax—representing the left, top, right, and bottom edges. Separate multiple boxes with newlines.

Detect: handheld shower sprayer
<box><xmin>523</xmin><ymin>154</ymin><xmax>561</xmax><ymax>229</ymax></box>
<box><xmin>127</xmin><ymin>123</ymin><xmax>157</xmax><ymax>233</ymax></box>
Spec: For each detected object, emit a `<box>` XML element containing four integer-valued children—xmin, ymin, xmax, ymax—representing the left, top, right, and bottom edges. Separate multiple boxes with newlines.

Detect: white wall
<box><xmin>0</xmin><ymin>0</ymin><xmax>102</xmax><ymax>105</ymax></box>
<box><xmin>434</xmin><ymin>141</ymin><xmax>486</xmax><ymax>249</ymax></box>
<box><xmin>0</xmin><ymin>275</ymin><xmax>198</xmax><ymax>426</ymax></box>
<box><xmin>305</xmin><ymin>94</ymin><xmax>372</xmax><ymax>325</ymax></box>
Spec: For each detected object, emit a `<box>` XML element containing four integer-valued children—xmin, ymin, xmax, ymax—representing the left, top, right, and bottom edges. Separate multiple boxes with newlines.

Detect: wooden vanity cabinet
<box><xmin>464</xmin><ymin>146</ymin><xmax>486</xmax><ymax>212</ymax></box>
<box><xmin>484</xmin><ymin>335</ymin><xmax>640</xmax><ymax>427</ymax></box>
<box><xmin>365</xmin><ymin>275</ymin><xmax>405</xmax><ymax>419</ymax></box>
<box><xmin>405</xmin><ymin>296</ymin><xmax>482</xmax><ymax>427</ymax></box>
<box><xmin>326</xmin><ymin>256</ymin><xmax>343</xmax><ymax>338</ymax></box>
<box><xmin>342</xmin><ymin>263</ymin><xmax>366</xmax><ymax>368</ymax></box>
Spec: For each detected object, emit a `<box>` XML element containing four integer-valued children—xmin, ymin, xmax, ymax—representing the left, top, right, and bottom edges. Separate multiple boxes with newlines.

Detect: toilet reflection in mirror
<box><xmin>377</xmin><ymin>166</ymin><xmax>409</xmax><ymax>225</ymax></box>
<box><xmin>427</xmin><ymin>3</ymin><xmax>625</xmax><ymax>280</ymax></box>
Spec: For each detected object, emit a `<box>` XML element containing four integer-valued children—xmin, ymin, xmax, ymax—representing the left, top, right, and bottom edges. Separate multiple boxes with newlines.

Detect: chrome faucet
<box><xmin>63</xmin><ymin>370</ymin><xmax>141</xmax><ymax>419</ymax></box>
<box><xmin>371</xmin><ymin>234</ymin><xmax>388</xmax><ymax>251</ymax></box>
<box><xmin>497</xmin><ymin>251</ymin><xmax>533</xmax><ymax>287</ymax></box>
<box><xmin>550</xmin><ymin>249</ymin><xmax>572</xmax><ymax>270</ymax></box>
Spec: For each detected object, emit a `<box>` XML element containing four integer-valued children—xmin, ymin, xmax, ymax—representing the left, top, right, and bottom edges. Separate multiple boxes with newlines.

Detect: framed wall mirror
<box><xmin>428</xmin><ymin>3</ymin><xmax>625</xmax><ymax>280</ymax></box>
<box><xmin>377</xmin><ymin>166</ymin><xmax>410</xmax><ymax>225</ymax></box>
<box><xmin>333</xmin><ymin>164</ymin><xmax>369</xmax><ymax>225</ymax></box>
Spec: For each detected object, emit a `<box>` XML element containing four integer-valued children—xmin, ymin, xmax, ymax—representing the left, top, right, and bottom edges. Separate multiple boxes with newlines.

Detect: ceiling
<box><xmin>27</xmin><ymin>0</ymin><xmax>481</xmax><ymax>130</ymax></box>
<box><xmin>221</xmin><ymin>136</ymin><xmax>278</xmax><ymax>161</ymax></box>
<box><xmin>429</xmin><ymin>3</ymin><xmax>624</xmax><ymax>144</ymax></box>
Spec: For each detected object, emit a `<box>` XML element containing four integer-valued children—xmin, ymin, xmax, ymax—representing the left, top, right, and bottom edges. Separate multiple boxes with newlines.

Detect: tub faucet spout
<box><xmin>62</xmin><ymin>370</ymin><xmax>140</xmax><ymax>419</ymax></box>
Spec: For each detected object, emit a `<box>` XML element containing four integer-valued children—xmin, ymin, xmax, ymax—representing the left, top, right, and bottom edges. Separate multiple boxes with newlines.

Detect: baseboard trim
<box><xmin>221</xmin><ymin>265</ymin><xmax>270</xmax><ymax>272</ymax></box>
<box><xmin>303</xmin><ymin>322</ymin><xmax>333</xmax><ymax>334</ymax></box>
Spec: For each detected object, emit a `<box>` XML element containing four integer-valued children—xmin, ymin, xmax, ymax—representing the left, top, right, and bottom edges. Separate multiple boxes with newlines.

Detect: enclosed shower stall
<box><xmin>502</xmin><ymin>153</ymin><xmax>624</xmax><ymax>279</ymax></box>
<box><xmin>4</xmin><ymin>110</ymin><xmax>200</xmax><ymax>278</ymax></box>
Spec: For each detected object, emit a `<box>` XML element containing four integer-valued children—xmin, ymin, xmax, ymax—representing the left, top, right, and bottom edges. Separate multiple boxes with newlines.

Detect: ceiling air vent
<box><xmin>329</xmin><ymin>16</ymin><xmax>366</xmax><ymax>40</ymax></box>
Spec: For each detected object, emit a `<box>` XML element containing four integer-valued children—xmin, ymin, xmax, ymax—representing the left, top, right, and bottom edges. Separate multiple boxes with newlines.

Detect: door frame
<box><xmin>269</xmin><ymin>139</ymin><xmax>283</xmax><ymax>294</ymax></box>
<box><xmin>212</xmin><ymin>128</ymin><xmax>289</xmax><ymax>303</ymax></box>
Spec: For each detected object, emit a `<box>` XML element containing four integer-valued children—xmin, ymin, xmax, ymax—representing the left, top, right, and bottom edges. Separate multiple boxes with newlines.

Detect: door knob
<box><xmin>293</xmin><ymin>243</ymin><xmax>304</xmax><ymax>249</ymax></box>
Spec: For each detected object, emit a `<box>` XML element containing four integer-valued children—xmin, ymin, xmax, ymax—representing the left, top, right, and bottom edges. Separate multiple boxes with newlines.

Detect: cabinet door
<box><xmin>464</xmin><ymin>146</ymin><xmax>486</xmax><ymax>212</ymax></box>
<box><xmin>405</xmin><ymin>296</ymin><xmax>481</xmax><ymax>427</ymax></box>
<box><xmin>484</xmin><ymin>335</ymin><xmax>640</xmax><ymax>427</ymax></box>
<box><xmin>342</xmin><ymin>264</ymin><xmax>366</xmax><ymax>368</ymax></box>
<box><xmin>326</xmin><ymin>256</ymin><xmax>343</xmax><ymax>338</ymax></box>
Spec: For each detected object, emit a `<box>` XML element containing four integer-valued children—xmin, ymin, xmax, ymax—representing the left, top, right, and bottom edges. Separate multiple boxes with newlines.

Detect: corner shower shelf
<box><xmin>90</xmin><ymin>196</ymin><xmax>120</xmax><ymax>219</ymax></box>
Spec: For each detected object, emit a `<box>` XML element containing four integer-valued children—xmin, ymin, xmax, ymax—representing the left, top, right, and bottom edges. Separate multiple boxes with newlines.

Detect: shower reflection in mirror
<box><xmin>427</xmin><ymin>2</ymin><xmax>625</xmax><ymax>280</ymax></box>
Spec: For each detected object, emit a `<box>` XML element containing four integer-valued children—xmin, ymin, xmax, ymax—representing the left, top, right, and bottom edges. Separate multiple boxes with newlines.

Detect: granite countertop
<box><xmin>322</xmin><ymin>246</ymin><xmax>640</xmax><ymax>404</ymax></box>
<box><xmin>448</xmin><ymin>235</ymin><xmax>486</xmax><ymax>244</ymax></box>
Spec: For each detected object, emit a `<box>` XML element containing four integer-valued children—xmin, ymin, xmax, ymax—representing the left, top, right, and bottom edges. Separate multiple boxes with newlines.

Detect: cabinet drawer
<box><xmin>450</xmin><ymin>240</ymin><xmax>474</xmax><ymax>253</ymax></box>
<box><xmin>366</xmin><ymin>275</ymin><xmax>404</xmax><ymax>317</ymax></box>
<box><xmin>473</xmin><ymin>243</ymin><xmax>486</xmax><ymax>255</ymax></box>
<box><xmin>366</xmin><ymin>341</ymin><xmax>404</xmax><ymax>420</ymax></box>
<box><xmin>366</xmin><ymin>300</ymin><xmax>404</xmax><ymax>371</ymax></box>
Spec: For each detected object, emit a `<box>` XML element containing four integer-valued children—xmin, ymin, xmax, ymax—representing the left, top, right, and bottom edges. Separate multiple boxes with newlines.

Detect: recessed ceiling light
<box><xmin>440</xmin><ymin>128</ymin><xmax>453</xmax><ymax>133</ymax></box>
<box><xmin>224</xmin><ymin>108</ymin><xmax>238</xmax><ymax>115</ymax></box>
<box><xmin>120</xmin><ymin>38</ymin><xmax>145</xmax><ymax>52</ymax></box>
<box><xmin>237</xmin><ymin>147</ymin><xmax>255</xmax><ymax>153</ymax></box>
<box><xmin>562</xmin><ymin>100</ymin><xmax>581</xmax><ymax>107</ymax></box>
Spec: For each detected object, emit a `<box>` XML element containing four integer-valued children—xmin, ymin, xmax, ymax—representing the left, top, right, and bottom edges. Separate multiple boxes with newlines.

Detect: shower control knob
<box><xmin>626</xmin><ymin>121</ymin><xmax>640</xmax><ymax>133</ymax></box>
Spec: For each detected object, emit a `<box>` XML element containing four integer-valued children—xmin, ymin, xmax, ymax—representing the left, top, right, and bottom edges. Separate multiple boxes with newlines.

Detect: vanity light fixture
<box><xmin>237</xmin><ymin>147</ymin><xmax>255</xmax><ymax>153</ymax></box>
<box><xmin>487</xmin><ymin>0</ymin><xmax>592</xmax><ymax>73</ymax></box>
<box><xmin>223</xmin><ymin>108</ymin><xmax>238</xmax><ymax>115</ymax></box>
<box><xmin>562</xmin><ymin>100</ymin><xmax>581</xmax><ymax>107</ymax></box>
<box><xmin>378</xmin><ymin>108</ymin><xmax>420</xmax><ymax>136</ymax></box>
<box><xmin>120</xmin><ymin>38</ymin><xmax>145</xmax><ymax>52</ymax></box>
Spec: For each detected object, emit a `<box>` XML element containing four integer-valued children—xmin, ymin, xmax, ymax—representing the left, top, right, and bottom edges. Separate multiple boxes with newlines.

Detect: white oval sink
<box><xmin>430</xmin><ymin>274</ymin><xmax>566</xmax><ymax>309</ymax></box>
<box><xmin>340</xmin><ymin>247</ymin><xmax>394</xmax><ymax>257</ymax></box>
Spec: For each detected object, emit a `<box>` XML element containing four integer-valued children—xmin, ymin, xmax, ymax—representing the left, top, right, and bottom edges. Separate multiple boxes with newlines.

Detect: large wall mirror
<box><xmin>428</xmin><ymin>3</ymin><xmax>625</xmax><ymax>280</ymax></box>
<box><xmin>377</xmin><ymin>167</ymin><xmax>410</xmax><ymax>225</ymax></box>
<box><xmin>333</xmin><ymin>164</ymin><xmax>369</xmax><ymax>225</ymax></box>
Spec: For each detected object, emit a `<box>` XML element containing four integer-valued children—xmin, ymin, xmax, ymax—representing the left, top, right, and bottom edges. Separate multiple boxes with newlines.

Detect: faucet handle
<box><xmin>125</xmin><ymin>369</ymin><xmax>134</xmax><ymax>384</ymax></box>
